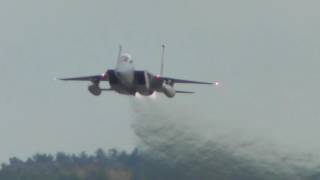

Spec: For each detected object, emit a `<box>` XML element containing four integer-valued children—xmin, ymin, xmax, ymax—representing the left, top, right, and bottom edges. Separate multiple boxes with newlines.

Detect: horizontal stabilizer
<box><xmin>100</xmin><ymin>88</ymin><xmax>113</xmax><ymax>91</ymax></box>
<box><xmin>176</xmin><ymin>90</ymin><xmax>195</xmax><ymax>94</ymax></box>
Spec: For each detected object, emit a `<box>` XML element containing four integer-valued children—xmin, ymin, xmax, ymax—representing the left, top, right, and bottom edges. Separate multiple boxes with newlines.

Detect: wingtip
<box><xmin>213</xmin><ymin>81</ymin><xmax>220</xmax><ymax>86</ymax></box>
<box><xmin>55</xmin><ymin>77</ymin><xmax>66</xmax><ymax>81</ymax></box>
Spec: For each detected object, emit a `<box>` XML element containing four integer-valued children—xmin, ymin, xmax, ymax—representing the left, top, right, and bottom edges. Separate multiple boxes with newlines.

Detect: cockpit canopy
<box><xmin>119</xmin><ymin>53</ymin><xmax>133</xmax><ymax>64</ymax></box>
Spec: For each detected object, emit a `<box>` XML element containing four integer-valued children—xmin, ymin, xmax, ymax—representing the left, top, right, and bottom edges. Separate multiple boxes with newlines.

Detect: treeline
<box><xmin>1</xmin><ymin>148</ymin><xmax>320</xmax><ymax>180</ymax></box>
<box><xmin>0</xmin><ymin>148</ymin><xmax>185</xmax><ymax>180</ymax></box>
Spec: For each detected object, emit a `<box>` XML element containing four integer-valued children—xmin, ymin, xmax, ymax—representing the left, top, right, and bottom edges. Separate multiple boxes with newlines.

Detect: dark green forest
<box><xmin>0</xmin><ymin>148</ymin><xmax>194</xmax><ymax>180</ymax></box>
<box><xmin>1</xmin><ymin>148</ymin><xmax>320</xmax><ymax>180</ymax></box>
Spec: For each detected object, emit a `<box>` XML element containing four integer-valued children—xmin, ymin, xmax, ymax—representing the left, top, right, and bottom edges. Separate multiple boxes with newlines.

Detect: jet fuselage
<box><xmin>108</xmin><ymin>54</ymin><xmax>161</xmax><ymax>96</ymax></box>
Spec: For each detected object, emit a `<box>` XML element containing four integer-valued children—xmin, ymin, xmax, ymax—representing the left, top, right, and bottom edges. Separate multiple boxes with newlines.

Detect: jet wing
<box><xmin>59</xmin><ymin>74</ymin><xmax>108</xmax><ymax>81</ymax></box>
<box><xmin>160</xmin><ymin>77</ymin><xmax>215</xmax><ymax>85</ymax></box>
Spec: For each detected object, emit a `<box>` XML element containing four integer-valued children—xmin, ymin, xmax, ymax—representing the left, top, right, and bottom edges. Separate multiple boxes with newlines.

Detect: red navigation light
<box><xmin>101</xmin><ymin>72</ymin><xmax>107</xmax><ymax>79</ymax></box>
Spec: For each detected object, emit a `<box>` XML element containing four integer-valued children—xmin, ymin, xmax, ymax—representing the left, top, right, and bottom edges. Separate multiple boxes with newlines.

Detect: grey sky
<box><xmin>1</xmin><ymin>0</ymin><xmax>320</xmax><ymax>164</ymax></box>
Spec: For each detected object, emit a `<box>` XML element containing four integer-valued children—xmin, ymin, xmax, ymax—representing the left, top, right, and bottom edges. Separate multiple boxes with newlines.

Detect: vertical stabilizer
<box><xmin>118</xmin><ymin>45</ymin><xmax>122</xmax><ymax>60</ymax></box>
<box><xmin>160</xmin><ymin>44</ymin><xmax>165</xmax><ymax>76</ymax></box>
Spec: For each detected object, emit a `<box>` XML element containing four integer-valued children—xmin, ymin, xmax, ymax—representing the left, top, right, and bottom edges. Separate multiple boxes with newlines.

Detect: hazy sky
<box><xmin>1</xmin><ymin>0</ymin><xmax>320</xmax><ymax>164</ymax></box>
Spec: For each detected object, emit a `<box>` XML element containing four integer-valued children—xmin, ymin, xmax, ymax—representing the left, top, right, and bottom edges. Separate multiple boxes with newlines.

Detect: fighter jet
<box><xmin>59</xmin><ymin>45</ymin><xmax>218</xmax><ymax>98</ymax></box>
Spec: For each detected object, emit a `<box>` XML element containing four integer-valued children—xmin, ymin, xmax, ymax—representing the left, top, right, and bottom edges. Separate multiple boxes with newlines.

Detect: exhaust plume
<box><xmin>129</xmin><ymin>98</ymin><xmax>320</xmax><ymax>179</ymax></box>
